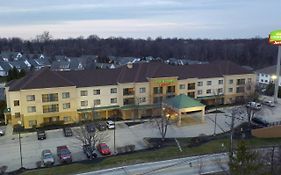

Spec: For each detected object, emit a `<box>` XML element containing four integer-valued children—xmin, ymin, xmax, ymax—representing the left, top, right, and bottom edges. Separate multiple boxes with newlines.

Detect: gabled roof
<box><xmin>7</xmin><ymin>61</ymin><xmax>253</xmax><ymax>91</ymax></box>
<box><xmin>9</xmin><ymin>68</ymin><xmax>75</xmax><ymax>91</ymax></box>
<box><xmin>0</xmin><ymin>61</ymin><xmax>12</xmax><ymax>72</ymax></box>
<box><xmin>255</xmin><ymin>65</ymin><xmax>277</xmax><ymax>75</ymax></box>
<box><xmin>164</xmin><ymin>94</ymin><xmax>205</xmax><ymax>109</ymax></box>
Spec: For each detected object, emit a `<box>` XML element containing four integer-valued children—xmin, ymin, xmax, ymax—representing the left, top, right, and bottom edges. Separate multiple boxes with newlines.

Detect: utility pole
<box><xmin>273</xmin><ymin>45</ymin><xmax>281</xmax><ymax>103</ymax></box>
<box><xmin>229</xmin><ymin>109</ymin><xmax>235</xmax><ymax>162</ymax></box>
<box><xmin>271</xmin><ymin>146</ymin><xmax>275</xmax><ymax>174</ymax></box>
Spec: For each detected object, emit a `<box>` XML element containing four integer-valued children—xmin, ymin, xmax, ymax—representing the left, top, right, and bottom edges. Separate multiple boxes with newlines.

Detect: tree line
<box><xmin>0</xmin><ymin>32</ymin><xmax>278</xmax><ymax>69</ymax></box>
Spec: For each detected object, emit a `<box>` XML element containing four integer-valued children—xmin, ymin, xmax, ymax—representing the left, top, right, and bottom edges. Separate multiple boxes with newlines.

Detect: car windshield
<box><xmin>44</xmin><ymin>153</ymin><xmax>53</xmax><ymax>159</ymax></box>
<box><xmin>60</xmin><ymin>149</ymin><xmax>70</xmax><ymax>155</ymax></box>
<box><xmin>101</xmin><ymin>144</ymin><xmax>109</xmax><ymax>149</ymax></box>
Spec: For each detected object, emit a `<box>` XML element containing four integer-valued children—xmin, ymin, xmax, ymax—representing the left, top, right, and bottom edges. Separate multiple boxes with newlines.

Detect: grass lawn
<box><xmin>21</xmin><ymin>137</ymin><xmax>281</xmax><ymax>175</ymax></box>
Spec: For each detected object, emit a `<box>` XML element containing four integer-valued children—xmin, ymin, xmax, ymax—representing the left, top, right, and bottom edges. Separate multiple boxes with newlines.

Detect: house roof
<box><xmin>255</xmin><ymin>65</ymin><xmax>277</xmax><ymax>75</ymax></box>
<box><xmin>8</xmin><ymin>61</ymin><xmax>253</xmax><ymax>91</ymax></box>
<box><xmin>0</xmin><ymin>61</ymin><xmax>12</xmax><ymax>72</ymax></box>
<box><xmin>164</xmin><ymin>94</ymin><xmax>205</xmax><ymax>109</ymax></box>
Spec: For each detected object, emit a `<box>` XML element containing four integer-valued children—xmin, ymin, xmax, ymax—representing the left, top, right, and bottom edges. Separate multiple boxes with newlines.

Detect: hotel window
<box><xmin>179</xmin><ymin>84</ymin><xmax>185</xmax><ymax>90</ymax></box>
<box><xmin>28</xmin><ymin>120</ymin><xmax>37</xmax><ymax>128</ymax></box>
<box><xmin>206</xmin><ymin>89</ymin><xmax>212</xmax><ymax>94</ymax></box>
<box><xmin>80</xmin><ymin>90</ymin><xmax>88</xmax><ymax>96</ymax></box>
<box><xmin>236</xmin><ymin>87</ymin><xmax>245</xmax><ymax>93</ymax></box>
<box><xmin>167</xmin><ymin>86</ymin><xmax>175</xmax><ymax>93</ymax></box>
<box><xmin>218</xmin><ymin>88</ymin><xmax>223</xmax><ymax>94</ymax></box>
<box><xmin>93</xmin><ymin>89</ymin><xmax>100</xmax><ymax>95</ymax></box>
<box><xmin>197</xmin><ymin>81</ymin><xmax>203</xmax><ymax>86</ymax></box>
<box><xmin>187</xmin><ymin>92</ymin><xmax>195</xmax><ymax>98</ymax></box>
<box><xmin>139</xmin><ymin>87</ymin><xmax>146</xmax><ymax>93</ymax></box>
<box><xmin>138</xmin><ymin>97</ymin><xmax>146</xmax><ymax>103</ymax></box>
<box><xmin>27</xmin><ymin>106</ymin><xmax>36</xmax><ymax>113</ymax></box>
<box><xmin>187</xmin><ymin>83</ymin><xmax>195</xmax><ymax>90</ymax></box>
<box><xmin>218</xmin><ymin>80</ymin><xmax>223</xmax><ymax>85</ymax></box>
<box><xmin>14</xmin><ymin>100</ymin><xmax>20</xmax><ymax>106</ymax></box>
<box><xmin>26</xmin><ymin>95</ymin><xmax>35</xmax><ymax>101</ymax></box>
<box><xmin>62</xmin><ymin>92</ymin><xmax>70</xmax><ymax>99</ymax></box>
<box><xmin>197</xmin><ymin>90</ymin><xmax>202</xmax><ymax>95</ymax></box>
<box><xmin>15</xmin><ymin>112</ymin><xmax>20</xmax><ymax>118</ymax></box>
<box><xmin>110</xmin><ymin>88</ymin><xmax>117</xmax><ymax>94</ymax></box>
<box><xmin>42</xmin><ymin>93</ymin><xmax>58</xmax><ymax>102</ymax></box>
<box><xmin>153</xmin><ymin>87</ymin><xmax>163</xmax><ymax>94</ymax></box>
<box><xmin>63</xmin><ymin>116</ymin><xmax>70</xmax><ymax>122</ymax></box>
<box><xmin>261</xmin><ymin>79</ymin><xmax>264</xmax><ymax>82</ymax></box>
<box><xmin>123</xmin><ymin>88</ymin><xmax>134</xmax><ymax>96</ymax></box>
<box><xmin>43</xmin><ymin>104</ymin><xmax>59</xmax><ymax>113</ymax></box>
<box><xmin>207</xmin><ymin>81</ymin><xmax>212</xmax><ymax>86</ymax></box>
<box><xmin>153</xmin><ymin>96</ymin><xmax>163</xmax><ymax>104</ymax></box>
<box><xmin>63</xmin><ymin>103</ymin><xmax>70</xmax><ymax>109</ymax></box>
<box><xmin>81</xmin><ymin>100</ymin><xmax>88</xmax><ymax>107</ymax></box>
<box><xmin>94</xmin><ymin>99</ymin><xmax>101</xmax><ymax>106</ymax></box>
<box><xmin>265</xmin><ymin>80</ymin><xmax>268</xmax><ymax>83</ymax></box>
<box><xmin>110</xmin><ymin>98</ymin><xmax>117</xmax><ymax>104</ymax></box>
<box><xmin>124</xmin><ymin>98</ymin><xmax>135</xmax><ymax>105</ymax></box>
<box><xmin>237</xmin><ymin>79</ymin><xmax>245</xmax><ymax>85</ymax></box>
<box><xmin>247</xmin><ymin>78</ymin><xmax>252</xmax><ymax>83</ymax></box>
<box><xmin>228</xmin><ymin>88</ymin><xmax>233</xmax><ymax>93</ymax></box>
<box><xmin>229</xmin><ymin>79</ymin><xmax>233</xmax><ymax>84</ymax></box>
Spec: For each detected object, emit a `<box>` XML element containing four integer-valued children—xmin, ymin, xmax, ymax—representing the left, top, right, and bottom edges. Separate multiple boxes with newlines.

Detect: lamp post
<box><xmin>113</xmin><ymin>115</ymin><xmax>116</xmax><ymax>154</ymax></box>
<box><xmin>17</xmin><ymin>121</ymin><xmax>23</xmax><ymax>169</ymax></box>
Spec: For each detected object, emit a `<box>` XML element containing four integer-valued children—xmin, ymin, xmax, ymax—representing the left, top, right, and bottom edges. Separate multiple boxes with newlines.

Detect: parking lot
<box><xmin>1</xmin><ymin>100</ymin><xmax>280</xmax><ymax>172</ymax></box>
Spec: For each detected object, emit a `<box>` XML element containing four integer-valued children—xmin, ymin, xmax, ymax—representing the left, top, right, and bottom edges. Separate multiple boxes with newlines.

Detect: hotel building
<box><xmin>4</xmin><ymin>61</ymin><xmax>255</xmax><ymax>128</ymax></box>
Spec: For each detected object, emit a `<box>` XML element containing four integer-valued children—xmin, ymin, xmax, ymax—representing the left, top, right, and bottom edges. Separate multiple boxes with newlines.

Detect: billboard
<box><xmin>269</xmin><ymin>30</ymin><xmax>281</xmax><ymax>45</ymax></box>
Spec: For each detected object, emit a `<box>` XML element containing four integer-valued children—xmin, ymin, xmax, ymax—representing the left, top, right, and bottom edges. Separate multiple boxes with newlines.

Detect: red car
<box><xmin>97</xmin><ymin>143</ymin><xmax>111</xmax><ymax>155</ymax></box>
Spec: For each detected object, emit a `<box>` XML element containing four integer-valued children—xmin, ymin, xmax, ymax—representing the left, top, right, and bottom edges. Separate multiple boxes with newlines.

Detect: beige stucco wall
<box><xmin>196</xmin><ymin>77</ymin><xmax>224</xmax><ymax>97</ymax></box>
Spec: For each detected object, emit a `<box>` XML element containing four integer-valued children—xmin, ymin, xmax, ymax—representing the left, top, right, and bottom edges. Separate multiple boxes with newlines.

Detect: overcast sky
<box><xmin>0</xmin><ymin>0</ymin><xmax>280</xmax><ymax>39</ymax></box>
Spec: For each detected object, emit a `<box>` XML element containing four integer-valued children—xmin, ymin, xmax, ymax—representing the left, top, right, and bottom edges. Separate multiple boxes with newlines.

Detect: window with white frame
<box><xmin>110</xmin><ymin>88</ymin><xmax>117</xmax><ymax>94</ymax></box>
<box><xmin>27</xmin><ymin>106</ymin><xmax>36</xmax><ymax>113</ymax></box>
<box><xmin>80</xmin><ymin>90</ymin><xmax>88</xmax><ymax>96</ymax></box>
<box><xmin>62</xmin><ymin>92</ymin><xmax>70</xmax><ymax>99</ymax></box>
<box><xmin>197</xmin><ymin>81</ymin><xmax>203</xmax><ymax>86</ymax></box>
<box><xmin>94</xmin><ymin>99</ymin><xmax>101</xmax><ymax>106</ymax></box>
<box><xmin>197</xmin><ymin>90</ymin><xmax>202</xmax><ymax>95</ymax></box>
<box><xmin>207</xmin><ymin>81</ymin><xmax>212</xmax><ymax>86</ymax></box>
<box><xmin>110</xmin><ymin>98</ymin><xmax>117</xmax><ymax>104</ymax></box>
<box><xmin>93</xmin><ymin>89</ymin><xmax>100</xmax><ymax>95</ymax></box>
<box><xmin>26</xmin><ymin>95</ymin><xmax>35</xmax><ymax>101</ymax></box>
<box><xmin>63</xmin><ymin>103</ymin><xmax>70</xmax><ymax>109</ymax></box>
<box><xmin>179</xmin><ymin>84</ymin><xmax>186</xmax><ymax>90</ymax></box>
<box><xmin>81</xmin><ymin>100</ymin><xmax>88</xmax><ymax>107</ymax></box>
<box><xmin>139</xmin><ymin>87</ymin><xmax>146</xmax><ymax>93</ymax></box>
<box><xmin>206</xmin><ymin>89</ymin><xmax>211</xmax><ymax>94</ymax></box>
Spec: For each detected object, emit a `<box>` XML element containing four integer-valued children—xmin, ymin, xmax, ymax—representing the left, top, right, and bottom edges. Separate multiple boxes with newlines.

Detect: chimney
<box><xmin>127</xmin><ymin>62</ymin><xmax>133</xmax><ymax>69</ymax></box>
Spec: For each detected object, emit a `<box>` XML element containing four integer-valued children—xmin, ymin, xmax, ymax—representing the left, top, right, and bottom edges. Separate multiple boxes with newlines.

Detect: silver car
<box><xmin>0</xmin><ymin>128</ymin><xmax>4</xmax><ymax>136</ymax></box>
<box><xmin>41</xmin><ymin>149</ymin><xmax>55</xmax><ymax>166</ymax></box>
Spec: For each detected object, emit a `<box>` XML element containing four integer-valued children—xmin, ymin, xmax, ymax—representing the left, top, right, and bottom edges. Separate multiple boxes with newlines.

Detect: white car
<box><xmin>246</xmin><ymin>102</ymin><xmax>262</xmax><ymax>110</ymax></box>
<box><xmin>106</xmin><ymin>120</ymin><xmax>115</xmax><ymax>129</ymax></box>
<box><xmin>41</xmin><ymin>149</ymin><xmax>55</xmax><ymax>166</ymax></box>
<box><xmin>263</xmin><ymin>100</ymin><xmax>275</xmax><ymax>107</ymax></box>
<box><xmin>0</xmin><ymin>128</ymin><xmax>5</xmax><ymax>136</ymax></box>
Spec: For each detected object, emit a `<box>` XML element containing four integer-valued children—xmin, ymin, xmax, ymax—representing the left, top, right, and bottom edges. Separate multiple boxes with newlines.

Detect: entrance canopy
<box><xmin>163</xmin><ymin>94</ymin><xmax>205</xmax><ymax>112</ymax></box>
<box><xmin>163</xmin><ymin>94</ymin><xmax>206</xmax><ymax>125</ymax></box>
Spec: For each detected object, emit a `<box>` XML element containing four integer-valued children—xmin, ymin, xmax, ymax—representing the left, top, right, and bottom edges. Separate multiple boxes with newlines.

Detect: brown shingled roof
<box><xmin>8</xmin><ymin>61</ymin><xmax>253</xmax><ymax>91</ymax></box>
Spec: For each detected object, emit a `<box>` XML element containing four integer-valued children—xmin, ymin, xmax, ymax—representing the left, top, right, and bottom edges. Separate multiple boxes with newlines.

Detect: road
<box><xmin>78</xmin><ymin>153</ymin><xmax>229</xmax><ymax>175</ymax></box>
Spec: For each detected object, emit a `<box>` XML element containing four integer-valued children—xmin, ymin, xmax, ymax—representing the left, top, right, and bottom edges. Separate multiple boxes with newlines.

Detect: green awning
<box><xmin>164</xmin><ymin>94</ymin><xmax>204</xmax><ymax>109</ymax></box>
<box><xmin>77</xmin><ymin>105</ymin><xmax>120</xmax><ymax>112</ymax></box>
<box><xmin>196</xmin><ymin>95</ymin><xmax>223</xmax><ymax>100</ymax></box>
<box><xmin>120</xmin><ymin>104</ymin><xmax>161</xmax><ymax>110</ymax></box>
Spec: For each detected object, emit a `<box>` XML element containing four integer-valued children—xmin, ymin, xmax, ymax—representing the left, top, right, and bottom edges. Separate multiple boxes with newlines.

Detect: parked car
<box><xmin>96</xmin><ymin>122</ymin><xmax>107</xmax><ymax>131</ymax></box>
<box><xmin>57</xmin><ymin>145</ymin><xmax>72</xmax><ymax>163</ymax></box>
<box><xmin>0</xmin><ymin>128</ymin><xmax>5</xmax><ymax>136</ymax></box>
<box><xmin>97</xmin><ymin>143</ymin><xmax>111</xmax><ymax>155</ymax></box>
<box><xmin>37</xmin><ymin>130</ymin><xmax>46</xmax><ymax>140</ymax></box>
<box><xmin>263</xmin><ymin>100</ymin><xmax>275</xmax><ymax>107</ymax></box>
<box><xmin>63</xmin><ymin>127</ymin><xmax>73</xmax><ymax>137</ymax></box>
<box><xmin>82</xmin><ymin>144</ymin><xmax>98</xmax><ymax>159</ymax></box>
<box><xmin>246</xmin><ymin>102</ymin><xmax>262</xmax><ymax>110</ymax></box>
<box><xmin>41</xmin><ymin>149</ymin><xmax>55</xmax><ymax>166</ymax></box>
<box><xmin>252</xmin><ymin>117</ymin><xmax>269</xmax><ymax>127</ymax></box>
<box><xmin>85</xmin><ymin>123</ymin><xmax>96</xmax><ymax>133</ymax></box>
<box><xmin>106</xmin><ymin>120</ymin><xmax>115</xmax><ymax>129</ymax></box>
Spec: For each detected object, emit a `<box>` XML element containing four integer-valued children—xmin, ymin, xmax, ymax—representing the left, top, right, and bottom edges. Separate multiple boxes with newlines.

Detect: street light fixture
<box><xmin>17</xmin><ymin>121</ymin><xmax>23</xmax><ymax>169</ymax></box>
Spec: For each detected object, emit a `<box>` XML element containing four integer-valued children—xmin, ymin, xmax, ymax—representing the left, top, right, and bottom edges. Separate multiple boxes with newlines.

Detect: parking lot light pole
<box><xmin>17</xmin><ymin>121</ymin><xmax>23</xmax><ymax>169</ymax></box>
<box><xmin>113</xmin><ymin>115</ymin><xmax>116</xmax><ymax>154</ymax></box>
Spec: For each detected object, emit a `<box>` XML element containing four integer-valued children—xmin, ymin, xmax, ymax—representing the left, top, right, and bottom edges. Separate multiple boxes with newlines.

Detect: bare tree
<box><xmin>154</xmin><ymin>113</ymin><xmax>171</xmax><ymax>141</ymax></box>
<box><xmin>35</xmin><ymin>31</ymin><xmax>52</xmax><ymax>43</ymax></box>
<box><xmin>198</xmin><ymin>157</ymin><xmax>204</xmax><ymax>175</ymax></box>
<box><xmin>73</xmin><ymin>124</ymin><xmax>110</xmax><ymax>149</ymax></box>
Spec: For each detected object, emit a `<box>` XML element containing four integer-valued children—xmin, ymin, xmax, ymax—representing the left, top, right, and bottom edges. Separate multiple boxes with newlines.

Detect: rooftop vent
<box><xmin>127</xmin><ymin>62</ymin><xmax>133</xmax><ymax>69</ymax></box>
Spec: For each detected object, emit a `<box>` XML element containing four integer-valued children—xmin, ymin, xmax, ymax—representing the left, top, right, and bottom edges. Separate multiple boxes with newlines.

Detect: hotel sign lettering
<box><xmin>155</xmin><ymin>79</ymin><xmax>176</xmax><ymax>86</ymax></box>
<box><xmin>269</xmin><ymin>30</ymin><xmax>281</xmax><ymax>45</ymax></box>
